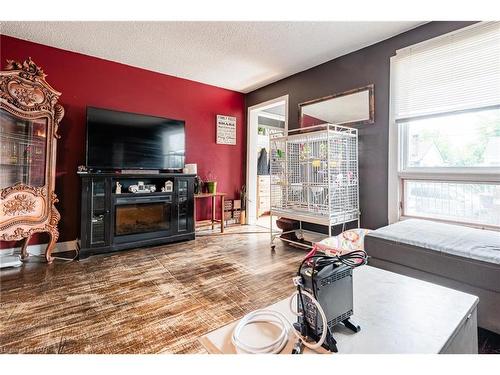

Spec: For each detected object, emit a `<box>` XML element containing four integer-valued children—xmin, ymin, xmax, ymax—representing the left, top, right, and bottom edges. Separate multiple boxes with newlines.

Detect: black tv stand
<box><xmin>78</xmin><ymin>172</ymin><xmax>195</xmax><ymax>259</ymax></box>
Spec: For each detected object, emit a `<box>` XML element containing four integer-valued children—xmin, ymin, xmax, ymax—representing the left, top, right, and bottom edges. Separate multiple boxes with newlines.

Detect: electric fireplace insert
<box><xmin>115</xmin><ymin>200</ymin><xmax>171</xmax><ymax>237</ymax></box>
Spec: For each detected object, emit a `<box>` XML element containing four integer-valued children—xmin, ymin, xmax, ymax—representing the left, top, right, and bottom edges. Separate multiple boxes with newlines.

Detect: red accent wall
<box><xmin>301</xmin><ymin>114</ymin><xmax>325</xmax><ymax>127</ymax></box>
<box><xmin>0</xmin><ymin>35</ymin><xmax>246</xmax><ymax>249</ymax></box>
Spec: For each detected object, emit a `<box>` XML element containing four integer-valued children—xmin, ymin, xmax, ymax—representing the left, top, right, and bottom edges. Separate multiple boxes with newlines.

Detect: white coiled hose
<box><xmin>231</xmin><ymin>309</ymin><xmax>291</xmax><ymax>354</ymax></box>
<box><xmin>231</xmin><ymin>290</ymin><xmax>328</xmax><ymax>354</ymax></box>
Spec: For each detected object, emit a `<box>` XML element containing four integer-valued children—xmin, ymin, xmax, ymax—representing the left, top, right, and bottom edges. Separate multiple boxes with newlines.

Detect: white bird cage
<box><xmin>270</xmin><ymin>124</ymin><xmax>359</xmax><ymax>244</ymax></box>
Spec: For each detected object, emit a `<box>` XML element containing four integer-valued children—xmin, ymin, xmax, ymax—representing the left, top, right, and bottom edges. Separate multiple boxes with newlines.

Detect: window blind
<box><xmin>393</xmin><ymin>22</ymin><xmax>500</xmax><ymax>121</ymax></box>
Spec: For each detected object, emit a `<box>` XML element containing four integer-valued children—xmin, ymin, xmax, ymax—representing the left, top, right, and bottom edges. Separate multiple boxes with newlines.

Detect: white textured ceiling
<box><xmin>0</xmin><ymin>21</ymin><xmax>424</xmax><ymax>93</ymax></box>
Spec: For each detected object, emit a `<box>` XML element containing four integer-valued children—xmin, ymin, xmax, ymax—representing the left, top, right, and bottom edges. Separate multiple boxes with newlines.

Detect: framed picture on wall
<box><xmin>216</xmin><ymin>115</ymin><xmax>237</xmax><ymax>145</ymax></box>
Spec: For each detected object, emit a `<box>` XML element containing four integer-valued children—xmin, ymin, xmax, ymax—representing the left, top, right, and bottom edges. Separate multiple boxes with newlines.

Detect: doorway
<box><xmin>246</xmin><ymin>95</ymin><xmax>288</xmax><ymax>229</ymax></box>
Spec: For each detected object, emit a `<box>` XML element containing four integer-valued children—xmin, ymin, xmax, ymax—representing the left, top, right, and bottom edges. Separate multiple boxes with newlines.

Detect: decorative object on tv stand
<box><xmin>184</xmin><ymin>163</ymin><xmax>197</xmax><ymax>175</ymax></box>
<box><xmin>205</xmin><ymin>171</ymin><xmax>217</xmax><ymax>194</ymax></box>
<box><xmin>77</xmin><ymin>165</ymin><xmax>89</xmax><ymax>174</ymax></box>
<box><xmin>183</xmin><ymin>163</ymin><xmax>203</xmax><ymax>194</ymax></box>
<box><xmin>128</xmin><ymin>181</ymin><xmax>156</xmax><ymax>193</ymax></box>
<box><xmin>115</xmin><ymin>181</ymin><xmax>122</xmax><ymax>194</ymax></box>
<box><xmin>161</xmin><ymin>180</ymin><xmax>173</xmax><ymax>193</ymax></box>
<box><xmin>216</xmin><ymin>114</ymin><xmax>237</xmax><ymax>145</ymax></box>
<box><xmin>0</xmin><ymin>58</ymin><xmax>65</xmax><ymax>264</ymax></box>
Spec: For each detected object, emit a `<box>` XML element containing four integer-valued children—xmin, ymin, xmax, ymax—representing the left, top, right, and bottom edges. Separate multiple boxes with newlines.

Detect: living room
<box><xmin>0</xmin><ymin>1</ymin><xmax>499</xmax><ymax>373</ymax></box>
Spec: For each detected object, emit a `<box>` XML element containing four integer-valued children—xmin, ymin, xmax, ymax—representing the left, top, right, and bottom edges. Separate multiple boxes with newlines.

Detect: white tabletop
<box><xmin>199</xmin><ymin>265</ymin><xmax>479</xmax><ymax>354</ymax></box>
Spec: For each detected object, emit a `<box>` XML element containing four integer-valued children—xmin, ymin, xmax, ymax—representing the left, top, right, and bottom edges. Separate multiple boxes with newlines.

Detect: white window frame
<box><xmin>388</xmin><ymin>24</ymin><xmax>500</xmax><ymax>231</ymax></box>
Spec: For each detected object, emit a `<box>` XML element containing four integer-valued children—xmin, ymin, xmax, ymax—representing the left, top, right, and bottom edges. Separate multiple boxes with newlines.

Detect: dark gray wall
<box><xmin>245</xmin><ymin>21</ymin><xmax>476</xmax><ymax>230</ymax></box>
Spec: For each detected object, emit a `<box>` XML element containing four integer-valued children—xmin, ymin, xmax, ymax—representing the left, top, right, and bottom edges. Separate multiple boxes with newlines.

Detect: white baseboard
<box><xmin>0</xmin><ymin>240</ymin><xmax>77</xmax><ymax>257</ymax></box>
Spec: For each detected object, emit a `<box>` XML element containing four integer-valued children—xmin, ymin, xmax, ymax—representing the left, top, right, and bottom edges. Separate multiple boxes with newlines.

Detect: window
<box><xmin>390</xmin><ymin>22</ymin><xmax>500</xmax><ymax>228</ymax></box>
<box><xmin>404</xmin><ymin>180</ymin><xmax>499</xmax><ymax>227</ymax></box>
<box><xmin>401</xmin><ymin>108</ymin><xmax>500</xmax><ymax>169</ymax></box>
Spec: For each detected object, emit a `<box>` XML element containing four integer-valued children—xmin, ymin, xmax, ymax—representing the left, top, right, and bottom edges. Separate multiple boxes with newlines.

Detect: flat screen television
<box><xmin>86</xmin><ymin>107</ymin><xmax>185</xmax><ymax>171</ymax></box>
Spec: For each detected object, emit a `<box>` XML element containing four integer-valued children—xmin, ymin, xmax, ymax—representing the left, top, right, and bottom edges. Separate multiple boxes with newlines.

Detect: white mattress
<box><xmin>368</xmin><ymin>219</ymin><xmax>500</xmax><ymax>265</ymax></box>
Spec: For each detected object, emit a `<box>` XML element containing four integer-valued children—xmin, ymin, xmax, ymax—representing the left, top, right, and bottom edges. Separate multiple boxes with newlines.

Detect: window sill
<box><xmin>399</xmin><ymin>215</ymin><xmax>500</xmax><ymax>232</ymax></box>
<box><xmin>398</xmin><ymin>171</ymin><xmax>500</xmax><ymax>183</ymax></box>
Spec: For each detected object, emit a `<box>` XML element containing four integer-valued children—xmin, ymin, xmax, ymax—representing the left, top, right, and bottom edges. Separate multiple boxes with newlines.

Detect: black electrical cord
<box><xmin>311</xmin><ymin>256</ymin><xmax>319</xmax><ymax>299</ymax></box>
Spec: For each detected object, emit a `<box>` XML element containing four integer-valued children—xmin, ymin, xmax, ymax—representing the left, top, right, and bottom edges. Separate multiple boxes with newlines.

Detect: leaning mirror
<box><xmin>299</xmin><ymin>84</ymin><xmax>374</xmax><ymax>127</ymax></box>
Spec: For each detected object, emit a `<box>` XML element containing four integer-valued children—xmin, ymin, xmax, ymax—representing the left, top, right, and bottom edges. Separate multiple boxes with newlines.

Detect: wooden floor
<box><xmin>0</xmin><ymin>226</ymin><xmax>306</xmax><ymax>353</ymax></box>
<box><xmin>2</xmin><ymin>226</ymin><xmax>499</xmax><ymax>354</ymax></box>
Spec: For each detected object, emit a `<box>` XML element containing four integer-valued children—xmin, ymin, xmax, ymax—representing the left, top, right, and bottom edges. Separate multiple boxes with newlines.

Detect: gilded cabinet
<box><xmin>0</xmin><ymin>58</ymin><xmax>64</xmax><ymax>263</ymax></box>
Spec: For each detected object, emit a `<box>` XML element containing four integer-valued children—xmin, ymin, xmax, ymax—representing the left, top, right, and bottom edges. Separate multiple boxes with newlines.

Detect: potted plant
<box><xmin>205</xmin><ymin>171</ymin><xmax>217</xmax><ymax>194</ymax></box>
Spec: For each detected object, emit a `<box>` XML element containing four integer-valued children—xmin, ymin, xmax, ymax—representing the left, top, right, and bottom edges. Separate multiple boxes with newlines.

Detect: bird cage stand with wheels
<box><xmin>269</xmin><ymin>124</ymin><xmax>360</xmax><ymax>250</ymax></box>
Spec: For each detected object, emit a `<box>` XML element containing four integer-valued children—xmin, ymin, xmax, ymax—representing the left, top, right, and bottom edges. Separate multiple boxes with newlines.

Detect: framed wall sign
<box><xmin>216</xmin><ymin>115</ymin><xmax>237</xmax><ymax>145</ymax></box>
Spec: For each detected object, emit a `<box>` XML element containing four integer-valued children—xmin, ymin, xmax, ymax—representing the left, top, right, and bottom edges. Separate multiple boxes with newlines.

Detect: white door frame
<box><xmin>246</xmin><ymin>95</ymin><xmax>289</xmax><ymax>225</ymax></box>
